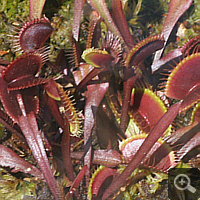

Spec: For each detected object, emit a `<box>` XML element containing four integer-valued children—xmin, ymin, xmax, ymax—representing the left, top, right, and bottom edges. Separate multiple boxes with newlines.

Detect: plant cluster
<box><xmin>0</xmin><ymin>0</ymin><xmax>199</xmax><ymax>199</ymax></box>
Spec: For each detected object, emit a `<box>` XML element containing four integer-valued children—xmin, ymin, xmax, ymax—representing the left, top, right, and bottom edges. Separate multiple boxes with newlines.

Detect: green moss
<box><xmin>50</xmin><ymin>0</ymin><xmax>74</xmax><ymax>48</ymax></box>
<box><xmin>124</xmin><ymin>0</ymin><xmax>167</xmax><ymax>36</ymax></box>
<box><xmin>0</xmin><ymin>0</ymin><xmax>29</xmax><ymax>20</ymax></box>
<box><xmin>0</xmin><ymin>168</ymin><xmax>37</xmax><ymax>200</ymax></box>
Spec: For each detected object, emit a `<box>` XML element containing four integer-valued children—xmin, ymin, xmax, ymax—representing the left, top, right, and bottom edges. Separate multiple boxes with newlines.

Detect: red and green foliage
<box><xmin>0</xmin><ymin>0</ymin><xmax>199</xmax><ymax>199</ymax></box>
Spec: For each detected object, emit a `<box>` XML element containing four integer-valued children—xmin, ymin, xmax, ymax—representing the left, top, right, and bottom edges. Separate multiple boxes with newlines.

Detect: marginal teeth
<box><xmin>8</xmin><ymin>17</ymin><xmax>53</xmax><ymax>54</ymax></box>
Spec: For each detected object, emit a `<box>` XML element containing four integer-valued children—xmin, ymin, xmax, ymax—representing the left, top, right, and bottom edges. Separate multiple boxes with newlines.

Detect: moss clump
<box><xmin>0</xmin><ymin>167</ymin><xmax>37</xmax><ymax>200</ymax></box>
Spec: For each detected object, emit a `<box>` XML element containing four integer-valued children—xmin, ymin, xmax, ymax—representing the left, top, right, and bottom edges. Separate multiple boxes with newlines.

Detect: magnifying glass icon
<box><xmin>174</xmin><ymin>174</ymin><xmax>196</xmax><ymax>193</ymax></box>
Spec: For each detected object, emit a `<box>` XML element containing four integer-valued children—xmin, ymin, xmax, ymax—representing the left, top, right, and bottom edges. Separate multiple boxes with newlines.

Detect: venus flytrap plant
<box><xmin>0</xmin><ymin>1</ymin><xmax>64</xmax><ymax>199</ymax></box>
<box><xmin>0</xmin><ymin>0</ymin><xmax>199</xmax><ymax>199</ymax></box>
<box><xmin>102</xmin><ymin>101</ymin><xmax>182</xmax><ymax>199</ymax></box>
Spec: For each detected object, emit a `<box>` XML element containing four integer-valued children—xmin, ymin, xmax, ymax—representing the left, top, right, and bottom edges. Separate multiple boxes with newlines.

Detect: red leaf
<box><xmin>0</xmin><ymin>144</ymin><xmax>44</xmax><ymax>179</ymax></box>
<box><xmin>130</xmin><ymin>88</ymin><xmax>167</xmax><ymax>133</ymax></box>
<box><xmin>44</xmin><ymin>79</ymin><xmax>61</xmax><ymax>101</ymax></box>
<box><xmin>102</xmin><ymin>101</ymin><xmax>182</xmax><ymax>199</ymax></box>
<box><xmin>19</xmin><ymin>18</ymin><xmax>53</xmax><ymax>52</ymax></box>
<box><xmin>82</xmin><ymin>48</ymin><xmax>114</xmax><ymax>68</ymax></box>
<box><xmin>17</xmin><ymin>93</ymin><xmax>63</xmax><ymax>200</ymax></box>
<box><xmin>29</xmin><ymin>0</ymin><xmax>46</xmax><ymax>20</ymax></box>
<box><xmin>120</xmin><ymin>68</ymin><xmax>136</xmax><ymax>132</ymax></box>
<box><xmin>166</xmin><ymin>53</ymin><xmax>200</xmax><ymax>100</ymax></box>
<box><xmin>153</xmin><ymin>0</ymin><xmax>193</xmax><ymax>63</ymax></box>
<box><xmin>61</xmin><ymin>118</ymin><xmax>75</xmax><ymax>181</ymax></box>
<box><xmin>174</xmin><ymin>129</ymin><xmax>200</xmax><ymax>161</ymax></box>
<box><xmin>65</xmin><ymin>165</ymin><xmax>87</xmax><ymax>199</ymax></box>
<box><xmin>84</xmin><ymin>81</ymin><xmax>109</xmax><ymax>186</ymax></box>
<box><xmin>151</xmin><ymin>48</ymin><xmax>182</xmax><ymax>73</ymax></box>
<box><xmin>71</xmin><ymin>149</ymin><xmax>122</xmax><ymax>167</ymax></box>
<box><xmin>125</xmin><ymin>35</ymin><xmax>164</xmax><ymax>68</ymax></box>
<box><xmin>0</xmin><ymin>76</ymin><xmax>21</xmax><ymax>123</ymax></box>
<box><xmin>111</xmin><ymin>0</ymin><xmax>134</xmax><ymax>49</ymax></box>
<box><xmin>88</xmin><ymin>166</ymin><xmax>118</xmax><ymax>199</ymax></box>
<box><xmin>46</xmin><ymin>94</ymin><xmax>65</xmax><ymax>128</ymax></box>
<box><xmin>179</xmin><ymin>84</ymin><xmax>200</xmax><ymax>112</ymax></box>
<box><xmin>86</xmin><ymin>11</ymin><xmax>101</xmax><ymax>49</ymax></box>
<box><xmin>72</xmin><ymin>0</ymin><xmax>84</xmax><ymax>41</ymax></box>
<box><xmin>88</xmin><ymin>0</ymin><xmax>127</xmax><ymax>50</ymax></box>
<box><xmin>2</xmin><ymin>53</ymin><xmax>43</xmax><ymax>83</ymax></box>
<box><xmin>8</xmin><ymin>76</ymin><xmax>48</xmax><ymax>91</ymax></box>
